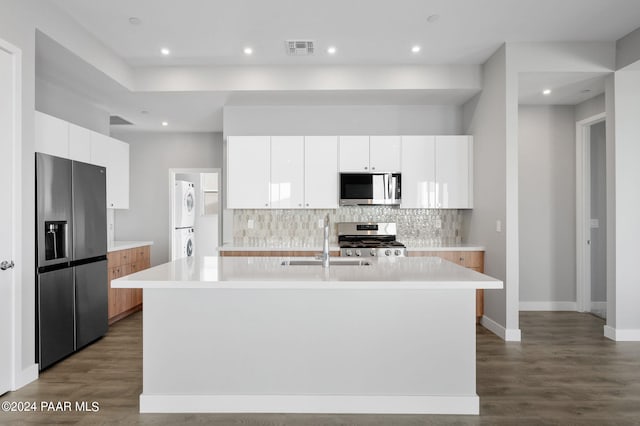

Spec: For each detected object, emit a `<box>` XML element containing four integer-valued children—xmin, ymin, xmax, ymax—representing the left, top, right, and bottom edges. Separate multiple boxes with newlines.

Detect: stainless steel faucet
<box><xmin>322</xmin><ymin>214</ymin><xmax>330</xmax><ymax>268</ymax></box>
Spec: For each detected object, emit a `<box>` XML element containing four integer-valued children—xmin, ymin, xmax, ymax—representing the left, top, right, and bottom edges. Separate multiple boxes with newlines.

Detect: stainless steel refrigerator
<box><xmin>36</xmin><ymin>153</ymin><xmax>108</xmax><ymax>370</ymax></box>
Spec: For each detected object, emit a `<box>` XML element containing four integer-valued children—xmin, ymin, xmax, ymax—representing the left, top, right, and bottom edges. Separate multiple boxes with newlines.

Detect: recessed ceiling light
<box><xmin>243</xmin><ymin>47</ymin><xmax>253</xmax><ymax>55</ymax></box>
<box><xmin>161</xmin><ymin>121</ymin><xmax>168</xmax><ymax>127</ymax></box>
<box><xmin>160</xmin><ymin>47</ymin><xmax>170</xmax><ymax>56</ymax></box>
<box><xmin>542</xmin><ymin>89</ymin><xmax>552</xmax><ymax>95</ymax></box>
<box><xmin>327</xmin><ymin>46</ymin><xmax>337</xmax><ymax>55</ymax></box>
<box><xmin>140</xmin><ymin>110</ymin><xmax>149</xmax><ymax>115</ymax></box>
<box><xmin>426</xmin><ymin>14</ymin><xmax>440</xmax><ymax>23</ymax></box>
<box><xmin>411</xmin><ymin>45</ymin><xmax>421</xmax><ymax>53</ymax></box>
<box><xmin>581</xmin><ymin>89</ymin><xmax>592</xmax><ymax>94</ymax></box>
<box><xmin>128</xmin><ymin>17</ymin><xmax>141</xmax><ymax>25</ymax></box>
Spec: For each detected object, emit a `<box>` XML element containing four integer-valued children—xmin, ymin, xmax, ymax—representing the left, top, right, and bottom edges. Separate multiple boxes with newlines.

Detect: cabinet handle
<box><xmin>298</xmin><ymin>203</ymin><xmax>302</xmax><ymax>207</ymax></box>
<box><xmin>306</xmin><ymin>203</ymin><xmax>309</xmax><ymax>207</ymax></box>
<box><xmin>372</xmin><ymin>166</ymin><xmax>376</xmax><ymax>170</ymax></box>
<box><xmin>364</xmin><ymin>166</ymin><xmax>368</xmax><ymax>170</ymax></box>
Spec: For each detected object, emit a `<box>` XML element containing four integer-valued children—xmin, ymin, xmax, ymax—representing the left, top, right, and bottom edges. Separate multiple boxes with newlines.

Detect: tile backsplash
<box><xmin>233</xmin><ymin>207</ymin><xmax>463</xmax><ymax>247</ymax></box>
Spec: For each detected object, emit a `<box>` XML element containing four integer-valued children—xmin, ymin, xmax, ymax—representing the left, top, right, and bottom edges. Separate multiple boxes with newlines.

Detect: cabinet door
<box><xmin>339</xmin><ymin>136</ymin><xmax>369</xmax><ymax>172</ymax></box>
<box><xmin>35</xmin><ymin>111</ymin><xmax>69</xmax><ymax>158</ymax></box>
<box><xmin>401</xmin><ymin>136</ymin><xmax>435</xmax><ymax>208</ymax></box>
<box><xmin>68</xmin><ymin>123</ymin><xmax>92</xmax><ymax>163</ymax></box>
<box><xmin>227</xmin><ymin>136</ymin><xmax>271</xmax><ymax>208</ymax></box>
<box><xmin>90</xmin><ymin>132</ymin><xmax>130</xmax><ymax>209</ymax></box>
<box><xmin>270</xmin><ymin>136</ymin><xmax>304</xmax><ymax>209</ymax></box>
<box><xmin>304</xmin><ymin>136</ymin><xmax>338</xmax><ymax>208</ymax></box>
<box><xmin>435</xmin><ymin>136</ymin><xmax>473</xmax><ymax>208</ymax></box>
<box><xmin>370</xmin><ymin>136</ymin><xmax>401</xmax><ymax>172</ymax></box>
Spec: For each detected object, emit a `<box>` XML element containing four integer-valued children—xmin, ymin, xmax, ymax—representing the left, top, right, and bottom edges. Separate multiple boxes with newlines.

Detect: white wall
<box><xmin>223</xmin><ymin>105</ymin><xmax>464</xmax><ymax>136</ymax></box>
<box><xmin>590</xmin><ymin>121</ymin><xmax>607</xmax><ymax>304</ymax></box>
<box><xmin>35</xmin><ymin>77</ymin><xmax>110</xmax><ymax>134</ymax></box>
<box><xmin>575</xmin><ymin>94</ymin><xmax>605</xmax><ymax>123</ymax></box>
<box><xmin>518</xmin><ymin>106</ymin><xmax>576</xmax><ymax>308</ymax></box>
<box><xmin>111</xmin><ymin>131</ymin><xmax>223</xmax><ymax>266</ymax></box>
<box><xmin>462</xmin><ymin>45</ymin><xmax>512</xmax><ymax>338</ymax></box>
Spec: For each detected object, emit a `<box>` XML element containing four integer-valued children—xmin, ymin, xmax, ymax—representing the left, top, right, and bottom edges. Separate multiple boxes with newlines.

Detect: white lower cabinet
<box><xmin>90</xmin><ymin>132</ymin><xmax>130</xmax><ymax>209</ymax></box>
<box><xmin>227</xmin><ymin>136</ymin><xmax>271</xmax><ymax>209</ymax></box>
<box><xmin>401</xmin><ymin>135</ymin><xmax>473</xmax><ymax>209</ymax></box>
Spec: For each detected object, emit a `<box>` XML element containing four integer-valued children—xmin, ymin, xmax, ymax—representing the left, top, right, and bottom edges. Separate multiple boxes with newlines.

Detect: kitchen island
<box><xmin>112</xmin><ymin>255</ymin><xmax>502</xmax><ymax>415</ymax></box>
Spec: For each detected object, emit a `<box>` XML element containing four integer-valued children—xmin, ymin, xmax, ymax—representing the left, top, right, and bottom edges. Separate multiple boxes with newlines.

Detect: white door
<box><xmin>401</xmin><ymin>135</ymin><xmax>435</xmax><ymax>208</ymax></box>
<box><xmin>370</xmin><ymin>135</ymin><xmax>401</xmax><ymax>172</ymax></box>
<box><xmin>227</xmin><ymin>136</ymin><xmax>271</xmax><ymax>208</ymax></box>
<box><xmin>339</xmin><ymin>135</ymin><xmax>369</xmax><ymax>172</ymax></box>
<box><xmin>304</xmin><ymin>136</ymin><xmax>339</xmax><ymax>208</ymax></box>
<box><xmin>270</xmin><ymin>136</ymin><xmax>304</xmax><ymax>209</ymax></box>
<box><xmin>1</xmin><ymin>43</ymin><xmax>19</xmax><ymax>395</ymax></box>
<box><xmin>435</xmin><ymin>136</ymin><xmax>473</xmax><ymax>208</ymax></box>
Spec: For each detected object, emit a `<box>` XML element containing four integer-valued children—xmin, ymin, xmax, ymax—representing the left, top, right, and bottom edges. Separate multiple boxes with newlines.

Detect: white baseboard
<box><xmin>139</xmin><ymin>394</ymin><xmax>480</xmax><ymax>415</ymax></box>
<box><xmin>604</xmin><ymin>325</ymin><xmax>640</xmax><ymax>341</ymax></box>
<box><xmin>480</xmin><ymin>315</ymin><xmax>521</xmax><ymax>342</ymax></box>
<box><xmin>519</xmin><ymin>301</ymin><xmax>577</xmax><ymax>311</ymax></box>
<box><xmin>13</xmin><ymin>363</ymin><xmax>38</xmax><ymax>390</ymax></box>
<box><xmin>591</xmin><ymin>301</ymin><xmax>607</xmax><ymax>310</ymax></box>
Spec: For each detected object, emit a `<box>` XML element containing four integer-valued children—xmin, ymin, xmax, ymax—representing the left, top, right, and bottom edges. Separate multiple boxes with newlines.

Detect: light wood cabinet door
<box><xmin>107</xmin><ymin>245</ymin><xmax>150</xmax><ymax>324</ymax></box>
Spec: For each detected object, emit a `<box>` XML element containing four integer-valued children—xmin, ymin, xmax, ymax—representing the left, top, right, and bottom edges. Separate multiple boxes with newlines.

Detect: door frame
<box><xmin>575</xmin><ymin>112</ymin><xmax>606</xmax><ymax>312</ymax></box>
<box><xmin>0</xmin><ymin>37</ymin><xmax>23</xmax><ymax>392</ymax></box>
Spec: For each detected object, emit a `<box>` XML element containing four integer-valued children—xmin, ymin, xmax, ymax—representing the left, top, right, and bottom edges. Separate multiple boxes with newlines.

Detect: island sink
<box><xmin>281</xmin><ymin>259</ymin><xmax>371</xmax><ymax>266</ymax></box>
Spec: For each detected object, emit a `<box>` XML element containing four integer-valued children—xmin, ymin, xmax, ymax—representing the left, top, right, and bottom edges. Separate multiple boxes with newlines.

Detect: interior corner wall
<box><xmin>462</xmin><ymin>45</ymin><xmax>509</xmax><ymax>334</ymax></box>
<box><xmin>111</xmin><ymin>131</ymin><xmax>223</xmax><ymax>266</ymax></box>
<box><xmin>611</xmin><ymin>68</ymin><xmax>640</xmax><ymax>337</ymax></box>
<box><xmin>35</xmin><ymin>77</ymin><xmax>110</xmax><ymax>135</ymax></box>
<box><xmin>575</xmin><ymin>94</ymin><xmax>605</xmax><ymax>123</ymax></box>
<box><xmin>518</xmin><ymin>105</ymin><xmax>577</xmax><ymax>307</ymax></box>
<box><xmin>616</xmin><ymin>26</ymin><xmax>640</xmax><ymax>70</ymax></box>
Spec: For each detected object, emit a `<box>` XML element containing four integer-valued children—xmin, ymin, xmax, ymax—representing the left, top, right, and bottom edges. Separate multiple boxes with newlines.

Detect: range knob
<box><xmin>355</xmin><ymin>249</ymin><xmax>362</xmax><ymax>257</ymax></box>
<box><xmin>370</xmin><ymin>249</ymin><xmax>377</xmax><ymax>256</ymax></box>
<box><xmin>344</xmin><ymin>249</ymin><xmax>353</xmax><ymax>257</ymax></box>
<box><xmin>394</xmin><ymin>249</ymin><xmax>402</xmax><ymax>256</ymax></box>
<box><xmin>384</xmin><ymin>249</ymin><xmax>391</xmax><ymax>256</ymax></box>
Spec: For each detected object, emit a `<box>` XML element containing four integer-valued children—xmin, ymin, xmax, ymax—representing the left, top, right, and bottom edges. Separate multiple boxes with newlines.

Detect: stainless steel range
<box><xmin>337</xmin><ymin>222</ymin><xmax>407</xmax><ymax>257</ymax></box>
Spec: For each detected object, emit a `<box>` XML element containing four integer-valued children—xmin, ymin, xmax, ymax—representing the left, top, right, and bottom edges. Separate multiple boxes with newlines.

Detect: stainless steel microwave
<box><xmin>339</xmin><ymin>173</ymin><xmax>401</xmax><ymax>206</ymax></box>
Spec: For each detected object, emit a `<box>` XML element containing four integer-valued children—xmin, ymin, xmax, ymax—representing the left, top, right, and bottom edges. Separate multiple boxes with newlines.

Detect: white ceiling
<box><xmin>39</xmin><ymin>0</ymin><xmax>640</xmax><ymax>131</ymax></box>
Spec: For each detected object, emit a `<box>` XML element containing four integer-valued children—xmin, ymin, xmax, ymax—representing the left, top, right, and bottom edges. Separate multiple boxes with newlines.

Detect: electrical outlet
<box><xmin>496</xmin><ymin>220</ymin><xmax>502</xmax><ymax>233</ymax></box>
<box><xmin>435</xmin><ymin>219</ymin><xmax>442</xmax><ymax>229</ymax></box>
<box><xmin>247</xmin><ymin>219</ymin><xmax>254</xmax><ymax>229</ymax></box>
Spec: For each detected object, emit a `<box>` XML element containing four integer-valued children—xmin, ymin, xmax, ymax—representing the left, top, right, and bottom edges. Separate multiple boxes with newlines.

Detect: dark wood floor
<box><xmin>2</xmin><ymin>311</ymin><xmax>640</xmax><ymax>425</ymax></box>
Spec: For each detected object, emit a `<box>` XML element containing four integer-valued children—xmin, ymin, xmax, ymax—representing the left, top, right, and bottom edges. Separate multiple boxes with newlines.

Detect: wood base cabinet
<box><xmin>408</xmin><ymin>251</ymin><xmax>485</xmax><ymax>323</ymax></box>
<box><xmin>107</xmin><ymin>245</ymin><xmax>150</xmax><ymax>324</ymax></box>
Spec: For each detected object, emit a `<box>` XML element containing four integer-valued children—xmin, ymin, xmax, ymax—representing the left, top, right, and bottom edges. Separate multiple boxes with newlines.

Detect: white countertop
<box><xmin>112</xmin><ymin>255</ymin><xmax>502</xmax><ymax>290</ymax></box>
<box><xmin>108</xmin><ymin>240</ymin><xmax>154</xmax><ymax>252</ymax></box>
<box><xmin>219</xmin><ymin>244</ymin><xmax>484</xmax><ymax>252</ymax></box>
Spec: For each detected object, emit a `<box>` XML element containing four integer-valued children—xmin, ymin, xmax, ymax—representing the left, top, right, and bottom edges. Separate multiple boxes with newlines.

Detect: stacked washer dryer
<box><xmin>173</xmin><ymin>180</ymin><xmax>195</xmax><ymax>259</ymax></box>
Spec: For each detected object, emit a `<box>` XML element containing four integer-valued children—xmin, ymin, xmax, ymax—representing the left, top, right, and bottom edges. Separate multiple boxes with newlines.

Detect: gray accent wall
<box><xmin>223</xmin><ymin>105</ymin><xmax>464</xmax><ymax>136</ymax></box>
<box><xmin>111</xmin><ymin>131</ymin><xmax>223</xmax><ymax>266</ymax></box>
<box><xmin>518</xmin><ymin>105</ymin><xmax>576</xmax><ymax>305</ymax></box>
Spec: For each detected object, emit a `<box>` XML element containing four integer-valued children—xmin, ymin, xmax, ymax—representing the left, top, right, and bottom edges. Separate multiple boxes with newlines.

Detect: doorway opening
<box><xmin>169</xmin><ymin>168</ymin><xmax>221</xmax><ymax>261</ymax></box>
<box><xmin>576</xmin><ymin>113</ymin><xmax>607</xmax><ymax>318</ymax></box>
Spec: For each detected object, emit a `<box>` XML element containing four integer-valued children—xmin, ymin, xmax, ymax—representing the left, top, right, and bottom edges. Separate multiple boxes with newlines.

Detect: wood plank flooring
<box><xmin>2</xmin><ymin>311</ymin><xmax>640</xmax><ymax>425</ymax></box>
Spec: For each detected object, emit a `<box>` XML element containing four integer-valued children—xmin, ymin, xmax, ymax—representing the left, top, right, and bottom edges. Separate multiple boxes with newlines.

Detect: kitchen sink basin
<box><xmin>281</xmin><ymin>259</ymin><xmax>371</xmax><ymax>266</ymax></box>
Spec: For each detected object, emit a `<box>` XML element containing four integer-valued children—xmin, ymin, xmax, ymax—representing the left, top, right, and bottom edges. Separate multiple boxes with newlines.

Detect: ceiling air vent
<box><xmin>109</xmin><ymin>115</ymin><xmax>133</xmax><ymax>125</ymax></box>
<box><xmin>286</xmin><ymin>40</ymin><xmax>314</xmax><ymax>56</ymax></box>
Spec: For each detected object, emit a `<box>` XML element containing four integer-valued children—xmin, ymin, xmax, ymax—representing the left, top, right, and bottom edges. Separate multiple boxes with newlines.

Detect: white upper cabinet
<box><xmin>304</xmin><ymin>136</ymin><xmax>338</xmax><ymax>209</ymax></box>
<box><xmin>338</xmin><ymin>136</ymin><xmax>370</xmax><ymax>172</ymax></box>
<box><xmin>227</xmin><ymin>136</ymin><xmax>271</xmax><ymax>209</ymax></box>
<box><xmin>369</xmin><ymin>136</ymin><xmax>401</xmax><ymax>172</ymax></box>
<box><xmin>270</xmin><ymin>136</ymin><xmax>304</xmax><ymax>209</ymax></box>
<box><xmin>90</xmin><ymin>131</ymin><xmax>130</xmax><ymax>209</ymax></box>
<box><xmin>339</xmin><ymin>135</ymin><xmax>401</xmax><ymax>172</ymax></box>
<box><xmin>401</xmin><ymin>135</ymin><xmax>473</xmax><ymax>209</ymax></box>
<box><xmin>68</xmin><ymin>122</ymin><xmax>92</xmax><ymax>163</ymax></box>
<box><xmin>435</xmin><ymin>136</ymin><xmax>473</xmax><ymax>209</ymax></box>
<box><xmin>401</xmin><ymin>136</ymin><xmax>435</xmax><ymax>208</ymax></box>
<box><xmin>35</xmin><ymin>111</ymin><xmax>69</xmax><ymax>158</ymax></box>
